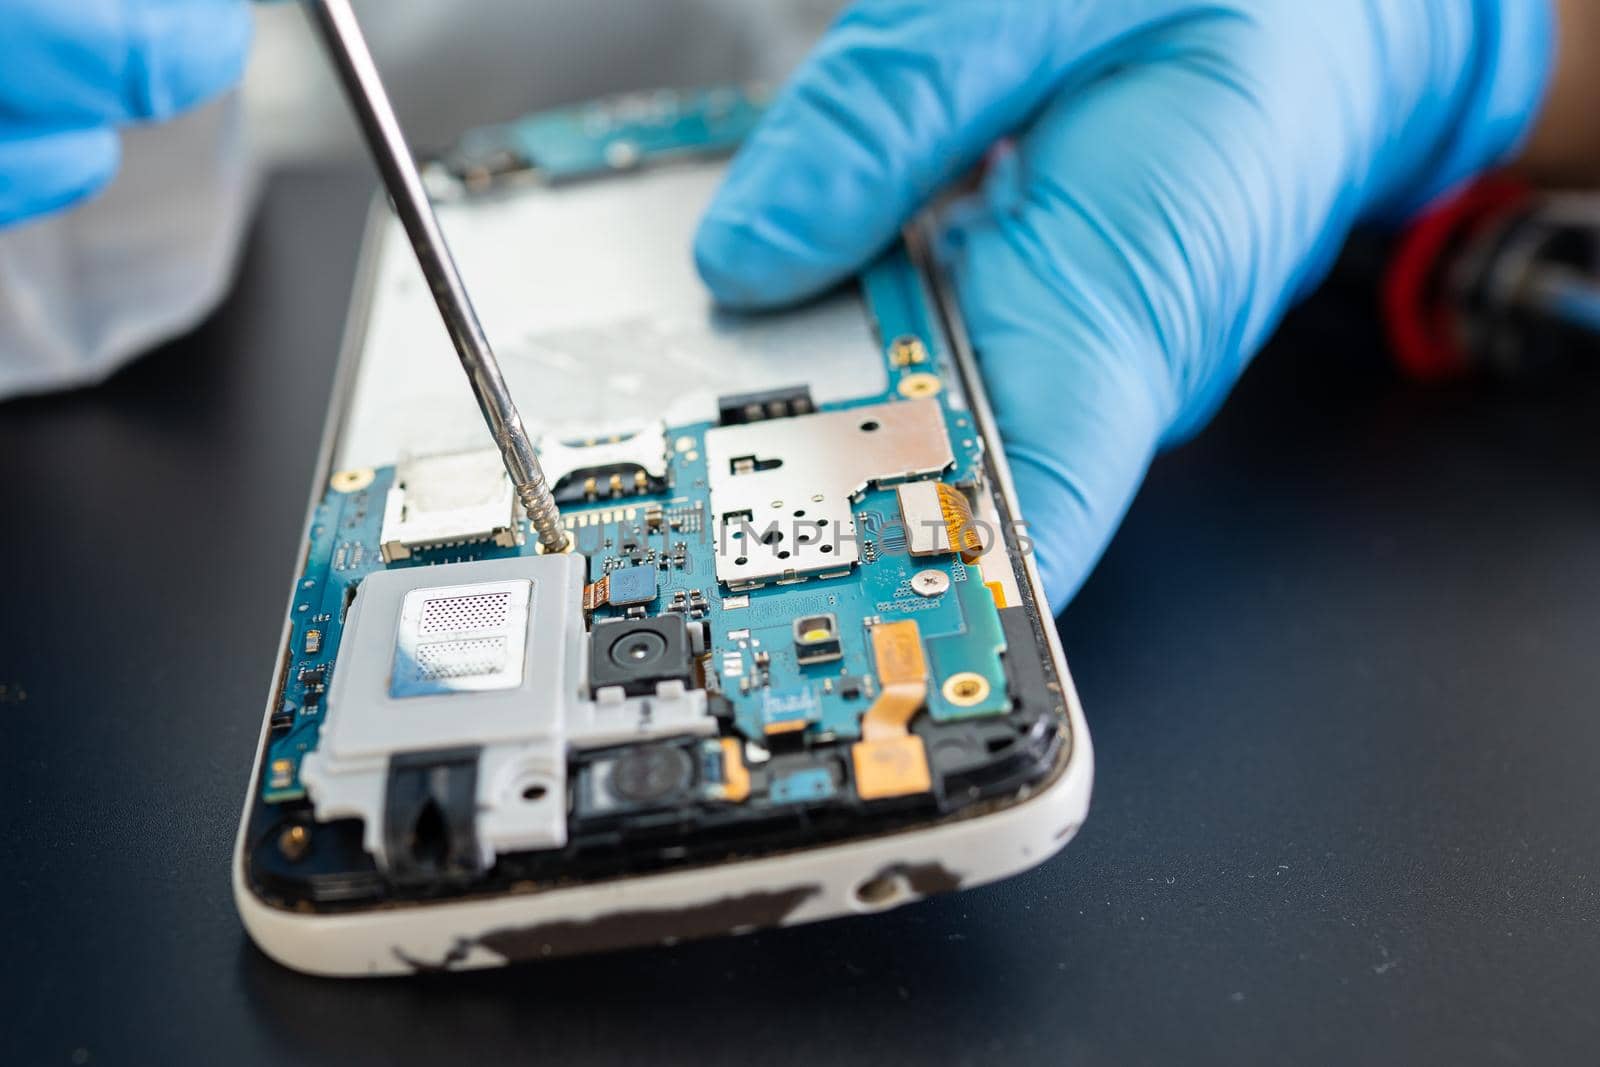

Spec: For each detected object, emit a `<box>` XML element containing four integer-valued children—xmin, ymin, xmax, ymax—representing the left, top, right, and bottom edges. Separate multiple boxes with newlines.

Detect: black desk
<box><xmin>4</xmin><ymin>169</ymin><xmax>1598</xmax><ymax>1065</ymax></box>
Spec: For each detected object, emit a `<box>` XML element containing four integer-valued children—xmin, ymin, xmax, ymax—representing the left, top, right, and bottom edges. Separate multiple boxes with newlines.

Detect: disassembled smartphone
<box><xmin>234</xmin><ymin>87</ymin><xmax>1092</xmax><ymax>976</ymax></box>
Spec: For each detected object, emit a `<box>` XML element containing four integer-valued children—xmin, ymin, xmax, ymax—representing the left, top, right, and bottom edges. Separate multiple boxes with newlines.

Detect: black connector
<box><xmin>717</xmin><ymin>384</ymin><xmax>815</xmax><ymax>425</ymax></box>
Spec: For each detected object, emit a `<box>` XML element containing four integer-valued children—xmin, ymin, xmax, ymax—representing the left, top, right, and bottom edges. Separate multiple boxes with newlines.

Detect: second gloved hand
<box><xmin>695</xmin><ymin>0</ymin><xmax>1552</xmax><ymax>611</ymax></box>
<box><xmin>0</xmin><ymin>0</ymin><xmax>251</xmax><ymax>227</ymax></box>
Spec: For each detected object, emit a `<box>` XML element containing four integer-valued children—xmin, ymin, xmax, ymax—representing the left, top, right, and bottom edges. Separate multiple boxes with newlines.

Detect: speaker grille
<box><xmin>390</xmin><ymin>578</ymin><xmax>533</xmax><ymax>697</ymax></box>
<box><xmin>419</xmin><ymin>591</ymin><xmax>511</xmax><ymax>635</ymax></box>
<box><xmin>412</xmin><ymin>637</ymin><xmax>510</xmax><ymax>681</ymax></box>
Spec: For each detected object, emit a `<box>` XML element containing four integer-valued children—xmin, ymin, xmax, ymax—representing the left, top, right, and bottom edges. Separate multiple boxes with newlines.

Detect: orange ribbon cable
<box><xmin>851</xmin><ymin>619</ymin><xmax>934</xmax><ymax>800</ymax></box>
<box><xmin>936</xmin><ymin>483</ymin><xmax>984</xmax><ymax>562</ymax></box>
<box><xmin>718</xmin><ymin>738</ymin><xmax>751</xmax><ymax>803</ymax></box>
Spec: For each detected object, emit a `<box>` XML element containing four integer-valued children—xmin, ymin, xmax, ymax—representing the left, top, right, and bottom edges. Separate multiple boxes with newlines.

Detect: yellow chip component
<box><xmin>852</xmin><ymin>620</ymin><xmax>934</xmax><ymax>799</ymax></box>
<box><xmin>268</xmin><ymin>759</ymin><xmax>294</xmax><ymax>790</ymax></box>
<box><xmin>889</xmin><ymin>335</ymin><xmax>929</xmax><ymax>367</ymax></box>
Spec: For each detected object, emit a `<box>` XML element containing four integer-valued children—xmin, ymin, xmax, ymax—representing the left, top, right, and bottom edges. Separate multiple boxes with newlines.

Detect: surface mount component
<box><xmin>793</xmin><ymin>613</ymin><xmax>843</xmax><ymax>665</ymax></box>
<box><xmin>704</xmin><ymin>397</ymin><xmax>954</xmax><ymax>587</ymax></box>
<box><xmin>603</xmin><ymin>564</ymin><xmax>659</xmax><ymax>607</ymax></box>
<box><xmin>300</xmin><ymin>554</ymin><xmax>587</xmax><ymax>870</ymax></box>
<box><xmin>379</xmin><ymin>449</ymin><xmax>521</xmax><ymax>562</ymax></box>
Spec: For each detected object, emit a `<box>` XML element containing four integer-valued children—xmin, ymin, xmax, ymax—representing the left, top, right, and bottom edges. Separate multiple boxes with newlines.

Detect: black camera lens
<box><xmin>611</xmin><ymin>630</ymin><xmax>667</xmax><ymax>668</ymax></box>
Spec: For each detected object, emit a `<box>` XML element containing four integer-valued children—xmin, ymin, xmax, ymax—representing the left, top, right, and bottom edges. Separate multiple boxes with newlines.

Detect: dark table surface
<box><xmin>3</xmin><ymin>168</ymin><xmax>1598</xmax><ymax>1066</ymax></box>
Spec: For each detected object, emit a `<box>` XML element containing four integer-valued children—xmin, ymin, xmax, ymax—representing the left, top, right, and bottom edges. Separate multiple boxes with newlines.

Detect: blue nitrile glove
<box><xmin>0</xmin><ymin>0</ymin><xmax>251</xmax><ymax>226</ymax></box>
<box><xmin>696</xmin><ymin>0</ymin><xmax>1553</xmax><ymax>612</ymax></box>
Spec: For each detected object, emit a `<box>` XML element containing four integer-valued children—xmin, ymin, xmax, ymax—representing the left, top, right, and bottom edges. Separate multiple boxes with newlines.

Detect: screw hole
<box><xmin>860</xmin><ymin>420</ymin><xmax>880</xmax><ymax>433</ymax></box>
<box><xmin>521</xmin><ymin>784</ymin><xmax>548</xmax><ymax>802</ymax></box>
<box><xmin>734</xmin><ymin>555</ymin><xmax>749</xmax><ymax>566</ymax></box>
<box><xmin>820</xmin><ymin>544</ymin><xmax>833</xmax><ymax>554</ymax></box>
<box><xmin>855</xmin><ymin>876</ymin><xmax>903</xmax><ymax>907</ymax></box>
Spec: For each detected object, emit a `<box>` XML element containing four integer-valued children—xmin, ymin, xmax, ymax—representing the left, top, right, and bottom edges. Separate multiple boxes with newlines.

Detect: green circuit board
<box><xmin>443</xmin><ymin>84</ymin><xmax>768</xmax><ymax>188</ymax></box>
<box><xmin>265</xmin><ymin>244</ymin><xmax>1011</xmax><ymax>804</ymax></box>
<box><xmin>250</xmin><ymin>87</ymin><xmax>1063</xmax><ymax>901</ymax></box>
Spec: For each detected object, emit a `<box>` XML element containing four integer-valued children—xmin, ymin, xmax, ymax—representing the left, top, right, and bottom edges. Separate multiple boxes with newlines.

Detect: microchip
<box><xmin>606</xmin><ymin>564</ymin><xmax>658</xmax><ymax>607</ymax></box>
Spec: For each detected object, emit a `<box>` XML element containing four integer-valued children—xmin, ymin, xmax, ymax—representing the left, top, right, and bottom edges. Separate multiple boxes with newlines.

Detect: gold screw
<box><xmin>897</xmin><ymin>373</ymin><xmax>942</xmax><ymax>399</ymax></box>
<box><xmin>942</xmin><ymin>672</ymin><xmax>991</xmax><ymax>707</ymax></box>
<box><xmin>278</xmin><ymin>824</ymin><xmax>311</xmax><ymax>862</ymax></box>
<box><xmin>329</xmin><ymin>468</ymin><xmax>376</xmax><ymax>493</ymax></box>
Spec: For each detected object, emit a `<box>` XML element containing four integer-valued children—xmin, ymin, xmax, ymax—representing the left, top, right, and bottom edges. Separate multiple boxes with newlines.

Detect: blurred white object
<box><xmin>0</xmin><ymin>95</ymin><xmax>252</xmax><ymax>399</ymax></box>
<box><xmin>0</xmin><ymin>0</ymin><xmax>843</xmax><ymax>401</ymax></box>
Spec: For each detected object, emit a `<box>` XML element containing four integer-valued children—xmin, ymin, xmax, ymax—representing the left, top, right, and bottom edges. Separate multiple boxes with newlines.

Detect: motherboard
<box><xmin>245</xmin><ymin>89</ymin><xmax>1069</xmax><ymax>908</ymax></box>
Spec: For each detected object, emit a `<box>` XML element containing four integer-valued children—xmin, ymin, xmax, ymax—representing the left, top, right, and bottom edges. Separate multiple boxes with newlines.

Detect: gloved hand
<box><xmin>0</xmin><ymin>0</ymin><xmax>251</xmax><ymax>227</ymax></box>
<box><xmin>696</xmin><ymin>0</ymin><xmax>1552</xmax><ymax>611</ymax></box>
